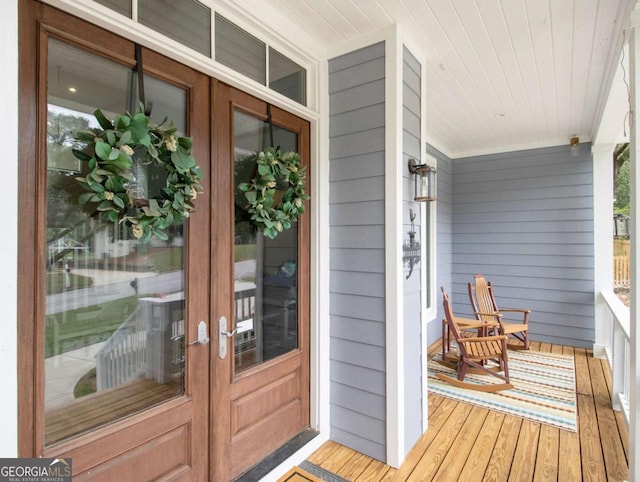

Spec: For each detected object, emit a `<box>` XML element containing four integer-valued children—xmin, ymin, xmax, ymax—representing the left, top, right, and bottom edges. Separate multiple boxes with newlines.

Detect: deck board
<box><xmin>457</xmin><ymin>411</ymin><xmax>506</xmax><ymax>482</ymax></box>
<box><xmin>533</xmin><ymin>425</ymin><xmax>558</xmax><ymax>481</ymax></box>
<box><xmin>293</xmin><ymin>342</ymin><xmax>629</xmax><ymax>482</ymax></box>
<box><xmin>509</xmin><ymin>421</ymin><xmax>540</xmax><ymax>481</ymax></box>
<box><xmin>429</xmin><ymin>406</ymin><xmax>487</xmax><ymax>481</ymax></box>
<box><xmin>485</xmin><ymin>415</ymin><xmax>521</xmax><ymax>481</ymax></box>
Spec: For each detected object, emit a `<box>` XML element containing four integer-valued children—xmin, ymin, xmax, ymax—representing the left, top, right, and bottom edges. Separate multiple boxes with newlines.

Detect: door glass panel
<box><xmin>233</xmin><ymin>111</ymin><xmax>298</xmax><ymax>373</ymax></box>
<box><xmin>44</xmin><ymin>38</ymin><xmax>187</xmax><ymax>446</ymax></box>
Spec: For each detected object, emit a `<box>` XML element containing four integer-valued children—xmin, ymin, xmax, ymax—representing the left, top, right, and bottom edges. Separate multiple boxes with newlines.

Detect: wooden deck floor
<box><xmin>301</xmin><ymin>341</ymin><xmax>629</xmax><ymax>482</ymax></box>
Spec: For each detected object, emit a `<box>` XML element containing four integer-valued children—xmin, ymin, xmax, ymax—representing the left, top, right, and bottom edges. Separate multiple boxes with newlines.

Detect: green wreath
<box><xmin>238</xmin><ymin>148</ymin><xmax>309</xmax><ymax>239</ymax></box>
<box><xmin>72</xmin><ymin>106</ymin><xmax>204</xmax><ymax>243</ymax></box>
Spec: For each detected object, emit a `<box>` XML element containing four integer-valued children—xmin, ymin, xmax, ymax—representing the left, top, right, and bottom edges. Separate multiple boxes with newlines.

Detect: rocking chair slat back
<box><xmin>472</xmin><ymin>275</ymin><xmax>497</xmax><ymax>322</ymax></box>
<box><xmin>468</xmin><ymin>274</ymin><xmax>531</xmax><ymax>350</ymax></box>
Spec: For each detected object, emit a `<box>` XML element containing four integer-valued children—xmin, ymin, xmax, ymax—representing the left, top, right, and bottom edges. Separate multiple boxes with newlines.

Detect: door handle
<box><xmin>188</xmin><ymin>320</ymin><xmax>210</xmax><ymax>346</ymax></box>
<box><xmin>218</xmin><ymin>316</ymin><xmax>237</xmax><ymax>359</ymax></box>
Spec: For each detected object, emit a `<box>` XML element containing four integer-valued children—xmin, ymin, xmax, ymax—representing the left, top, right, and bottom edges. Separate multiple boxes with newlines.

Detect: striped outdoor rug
<box><xmin>428</xmin><ymin>348</ymin><xmax>577</xmax><ymax>431</ymax></box>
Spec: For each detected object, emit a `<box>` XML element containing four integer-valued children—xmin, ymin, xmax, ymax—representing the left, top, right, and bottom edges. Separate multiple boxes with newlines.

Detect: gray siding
<box><xmin>428</xmin><ymin>144</ymin><xmax>453</xmax><ymax>343</ymax></box>
<box><xmin>329</xmin><ymin>42</ymin><xmax>386</xmax><ymax>462</ymax></box>
<box><xmin>451</xmin><ymin>144</ymin><xmax>595</xmax><ymax>348</ymax></box>
<box><xmin>402</xmin><ymin>46</ymin><xmax>423</xmax><ymax>453</ymax></box>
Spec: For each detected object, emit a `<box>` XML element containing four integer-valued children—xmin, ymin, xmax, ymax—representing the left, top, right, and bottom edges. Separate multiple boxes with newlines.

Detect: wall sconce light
<box><xmin>570</xmin><ymin>136</ymin><xmax>579</xmax><ymax>157</ymax></box>
<box><xmin>408</xmin><ymin>158</ymin><xmax>436</xmax><ymax>202</ymax></box>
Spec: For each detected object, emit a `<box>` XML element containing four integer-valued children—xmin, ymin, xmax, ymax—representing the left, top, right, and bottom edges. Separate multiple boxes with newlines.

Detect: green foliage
<box><xmin>237</xmin><ymin>148</ymin><xmax>309</xmax><ymax>239</ymax></box>
<box><xmin>45</xmin><ymin>296</ymin><xmax>138</xmax><ymax>358</ymax></box>
<box><xmin>148</xmin><ymin>247</ymin><xmax>184</xmax><ymax>273</ymax></box>
<box><xmin>46</xmin><ymin>272</ymin><xmax>94</xmax><ymax>295</ymax></box>
<box><xmin>72</xmin><ymin>105</ymin><xmax>204</xmax><ymax>242</ymax></box>
<box><xmin>615</xmin><ymin>156</ymin><xmax>630</xmax><ymax>214</ymax></box>
<box><xmin>74</xmin><ymin>368</ymin><xmax>97</xmax><ymax>398</ymax></box>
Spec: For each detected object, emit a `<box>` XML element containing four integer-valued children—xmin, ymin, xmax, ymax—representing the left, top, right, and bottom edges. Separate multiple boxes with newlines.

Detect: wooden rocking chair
<box><xmin>438</xmin><ymin>288</ymin><xmax>513</xmax><ymax>392</ymax></box>
<box><xmin>468</xmin><ymin>274</ymin><xmax>531</xmax><ymax>350</ymax></box>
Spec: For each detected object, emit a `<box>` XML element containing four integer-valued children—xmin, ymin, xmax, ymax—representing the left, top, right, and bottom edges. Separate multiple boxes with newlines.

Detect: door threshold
<box><xmin>235</xmin><ymin>429</ymin><xmax>319</xmax><ymax>482</ymax></box>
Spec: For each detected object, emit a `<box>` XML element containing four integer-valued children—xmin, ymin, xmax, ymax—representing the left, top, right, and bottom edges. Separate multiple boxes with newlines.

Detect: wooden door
<box><xmin>18</xmin><ymin>3</ymin><xmax>210</xmax><ymax>479</ymax></box>
<box><xmin>211</xmin><ymin>83</ymin><xmax>311</xmax><ymax>480</ymax></box>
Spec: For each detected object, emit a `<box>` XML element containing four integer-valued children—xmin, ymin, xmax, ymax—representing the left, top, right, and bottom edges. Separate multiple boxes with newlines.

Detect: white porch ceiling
<box><xmin>239</xmin><ymin>0</ymin><xmax>633</xmax><ymax>158</ymax></box>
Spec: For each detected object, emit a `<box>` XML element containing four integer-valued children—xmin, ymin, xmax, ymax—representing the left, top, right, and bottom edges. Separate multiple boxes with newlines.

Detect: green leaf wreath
<box><xmin>238</xmin><ymin>148</ymin><xmax>309</xmax><ymax>239</ymax></box>
<box><xmin>72</xmin><ymin>106</ymin><xmax>204</xmax><ymax>243</ymax></box>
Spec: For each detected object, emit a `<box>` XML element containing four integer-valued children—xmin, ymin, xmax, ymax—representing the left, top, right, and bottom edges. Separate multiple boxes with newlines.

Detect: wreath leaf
<box><xmin>72</xmin><ymin>106</ymin><xmax>204</xmax><ymax>241</ymax></box>
<box><xmin>94</xmin><ymin>109</ymin><xmax>114</xmax><ymax>130</ymax></box>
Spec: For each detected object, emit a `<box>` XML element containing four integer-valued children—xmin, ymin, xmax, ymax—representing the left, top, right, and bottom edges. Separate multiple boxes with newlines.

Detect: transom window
<box><xmin>94</xmin><ymin>0</ymin><xmax>307</xmax><ymax>105</ymax></box>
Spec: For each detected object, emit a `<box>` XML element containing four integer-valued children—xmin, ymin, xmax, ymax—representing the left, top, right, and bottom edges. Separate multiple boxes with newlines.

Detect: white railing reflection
<box><xmin>601</xmin><ymin>289</ymin><xmax>630</xmax><ymax>425</ymax></box>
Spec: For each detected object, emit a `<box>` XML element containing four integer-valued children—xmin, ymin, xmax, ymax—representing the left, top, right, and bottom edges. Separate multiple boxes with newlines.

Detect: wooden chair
<box><xmin>439</xmin><ymin>288</ymin><xmax>512</xmax><ymax>392</ymax></box>
<box><xmin>468</xmin><ymin>274</ymin><xmax>531</xmax><ymax>350</ymax></box>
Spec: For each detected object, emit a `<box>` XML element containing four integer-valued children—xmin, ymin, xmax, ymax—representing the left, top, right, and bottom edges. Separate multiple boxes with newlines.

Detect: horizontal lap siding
<box><xmin>451</xmin><ymin>144</ymin><xmax>595</xmax><ymax>348</ymax></box>
<box><xmin>402</xmin><ymin>46</ymin><xmax>423</xmax><ymax>453</ymax></box>
<box><xmin>329</xmin><ymin>42</ymin><xmax>387</xmax><ymax>462</ymax></box>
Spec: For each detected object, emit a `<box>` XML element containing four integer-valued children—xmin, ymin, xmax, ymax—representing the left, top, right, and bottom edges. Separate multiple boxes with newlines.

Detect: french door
<box><xmin>211</xmin><ymin>83</ymin><xmax>310</xmax><ymax>481</ymax></box>
<box><xmin>19</xmin><ymin>2</ymin><xmax>310</xmax><ymax>480</ymax></box>
<box><xmin>19</xmin><ymin>3</ymin><xmax>211</xmax><ymax>479</ymax></box>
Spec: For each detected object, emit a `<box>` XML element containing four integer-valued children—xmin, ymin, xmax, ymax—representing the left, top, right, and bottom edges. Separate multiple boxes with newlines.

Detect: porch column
<box><xmin>628</xmin><ymin>2</ymin><xmax>640</xmax><ymax>479</ymax></box>
<box><xmin>592</xmin><ymin>144</ymin><xmax>615</xmax><ymax>359</ymax></box>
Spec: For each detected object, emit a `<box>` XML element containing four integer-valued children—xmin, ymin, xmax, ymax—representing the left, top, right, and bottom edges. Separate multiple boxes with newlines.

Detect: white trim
<box><xmin>384</xmin><ymin>25</ymin><xmax>405</xmax><ymax>468</ymax></box>
<box><xmin>310</xmin><ymin>51</ymin><xmax>331</xmax><ymax>438</ymax></box>
<box><xmin>327</xmin><ymin>25</ymin><xmax>396</xmax><ymax>62</ymax></box>
<box><xmin>628</xmin><ymin>4</ymin><xmax>640</xmax><ymax>480</ymax></box>
<box><xmin>448</xmin><ymin>136</ymin><xmax>596</xmax><ymax>160</ymax></box>
<box><xmin>423</xmin><ymin>152</ymin><xmax>438</xmax><ymax>323</ymax></box>
<box><xmin>0</xmin><ymin>0</ymin><xmax>18</xmax><ymax>457</ymax></box>
<box><xmin>591</xmin><ymin>0</ymin><xmax>636</xmax><ymax>142</ymax></box>
<box><xmin>592</xmin><ymin>144</ymin><xmax>615</xmax><ymax>359</ymax></box>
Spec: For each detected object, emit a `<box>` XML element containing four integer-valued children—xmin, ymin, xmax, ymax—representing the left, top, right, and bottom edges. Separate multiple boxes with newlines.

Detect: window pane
<box><xmin>233</xmin><ymin>111</ymin><xmax>298</xmax><ymax>373</ymax></box>
<box><xmin>269</xmin><ymin>48</ymin><xmax>306</xmax><ymax>105</ymax></box>
<box><xmin>45</xmin><ymin>38</ymin><xmax>186</xmax><ymax>446</ymax></box>
<box><xmin>94</xmin><ymin>0</ymin><xmax>131</xmax><ymax>17</ymax></box>
<box><xmin>215</xmin><ymin>14</ymin><xmax>266</xmax><ymax>85</ymax></box>
<box><xmin>139</xmin><ymin>0</ymin><xmax>211</xmax><ymax>57</ymax></box>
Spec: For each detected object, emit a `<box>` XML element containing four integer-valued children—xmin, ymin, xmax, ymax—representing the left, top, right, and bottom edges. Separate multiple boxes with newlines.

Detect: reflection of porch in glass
<box><xmin>45</xmin><ymin>378</ymin><xmax>180</xmax><ymax>446</ymax></box>
<box><xmin>91</xmin><ymin>280</ymin><xmax>295</xmax><ymax>396</ymax></box>
<box><xmin>234</xmin><ymin>279</ymin><xmax>298</xmax><ymax>372</ymax></box>
<box><xmin>95</xmin><ymin>291</ymin><xmax>185</xmax><ymax>391</ymax></box>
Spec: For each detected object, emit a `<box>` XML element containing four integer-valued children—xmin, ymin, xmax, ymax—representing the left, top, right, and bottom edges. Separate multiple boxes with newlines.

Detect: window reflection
<box><xmin>45</xmin><ymin>38</ymin><xmax>186</xmax><ymax>446</ymax></box>
<box><xmin>233</xmin><ymin>111</ymin><xmax>299</xmax><ymax>373</ymax></box>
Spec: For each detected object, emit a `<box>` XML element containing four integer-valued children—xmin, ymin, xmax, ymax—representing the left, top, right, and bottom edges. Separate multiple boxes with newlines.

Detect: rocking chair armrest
<box><xmin>453</xmin><ymin>317</ymin><xmax>487</xmax><ymax>328</ymax></box>
<box><xmin>458</xmin><ymin>335</ymin><xmax>508</xmax><ymax>344</ymax></box>
<box><xmin>499</xmin><ymin>308</ymin><xmax>531</xmax><ymax>314</ymax></box>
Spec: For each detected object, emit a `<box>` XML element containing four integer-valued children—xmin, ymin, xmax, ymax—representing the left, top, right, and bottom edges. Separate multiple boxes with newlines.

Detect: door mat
<box><xmin>277</xmin><ymin>466</ymin><xmax>323</xmax><ymax>482</ymax></box>
<box><xmin>428</xmin><ymin>348</ymin><xmax>577</xmax><ymax>431</ymax></box>
<box><xmin>294</xmin><ymin>461</ymin><xmax>349</xmax><ymax>482</ymax></box>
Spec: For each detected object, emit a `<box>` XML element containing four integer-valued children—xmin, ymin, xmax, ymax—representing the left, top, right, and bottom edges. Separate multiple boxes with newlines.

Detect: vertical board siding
<box><xmin>451</xmin><ymin>144</ymin><xmax>595</xmax><ymax>348</ymax></box>
<box><xmin>402</xmin><ymin>46</ymin><xmax>423</xmax><ymax>453</ymax></box>
<box><xmin>329</xmin><ymin>42</ymin><xmax>387</xmax><ymax>462</ymax></box>
<box><xmin>428</xmin><ymin>144</ymin><xmax>453</xmax><ymax>343</ymax></box>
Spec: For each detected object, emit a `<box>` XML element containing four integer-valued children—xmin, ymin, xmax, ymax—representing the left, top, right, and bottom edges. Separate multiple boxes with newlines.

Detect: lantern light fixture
<box><xmin>408</xmin><ymin>158</ymin><xmax>436</xmax><ymax>202</ymax></box>
<box><xmin>570</xmin><ymin>136</ymin><xmax>580</xmax><ymax>157</ymax></box>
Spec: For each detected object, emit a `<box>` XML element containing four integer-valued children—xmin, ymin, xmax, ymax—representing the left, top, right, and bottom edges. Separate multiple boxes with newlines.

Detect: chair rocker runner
<box><xmin>438</xmin><ymin>288</ymin><xmax>513</xmax><ymax>392</ymax></box>
<box><xmin>468</xmin><ymin>274</ymin><xmax>531</xmax><ymax>350</ymax></box>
